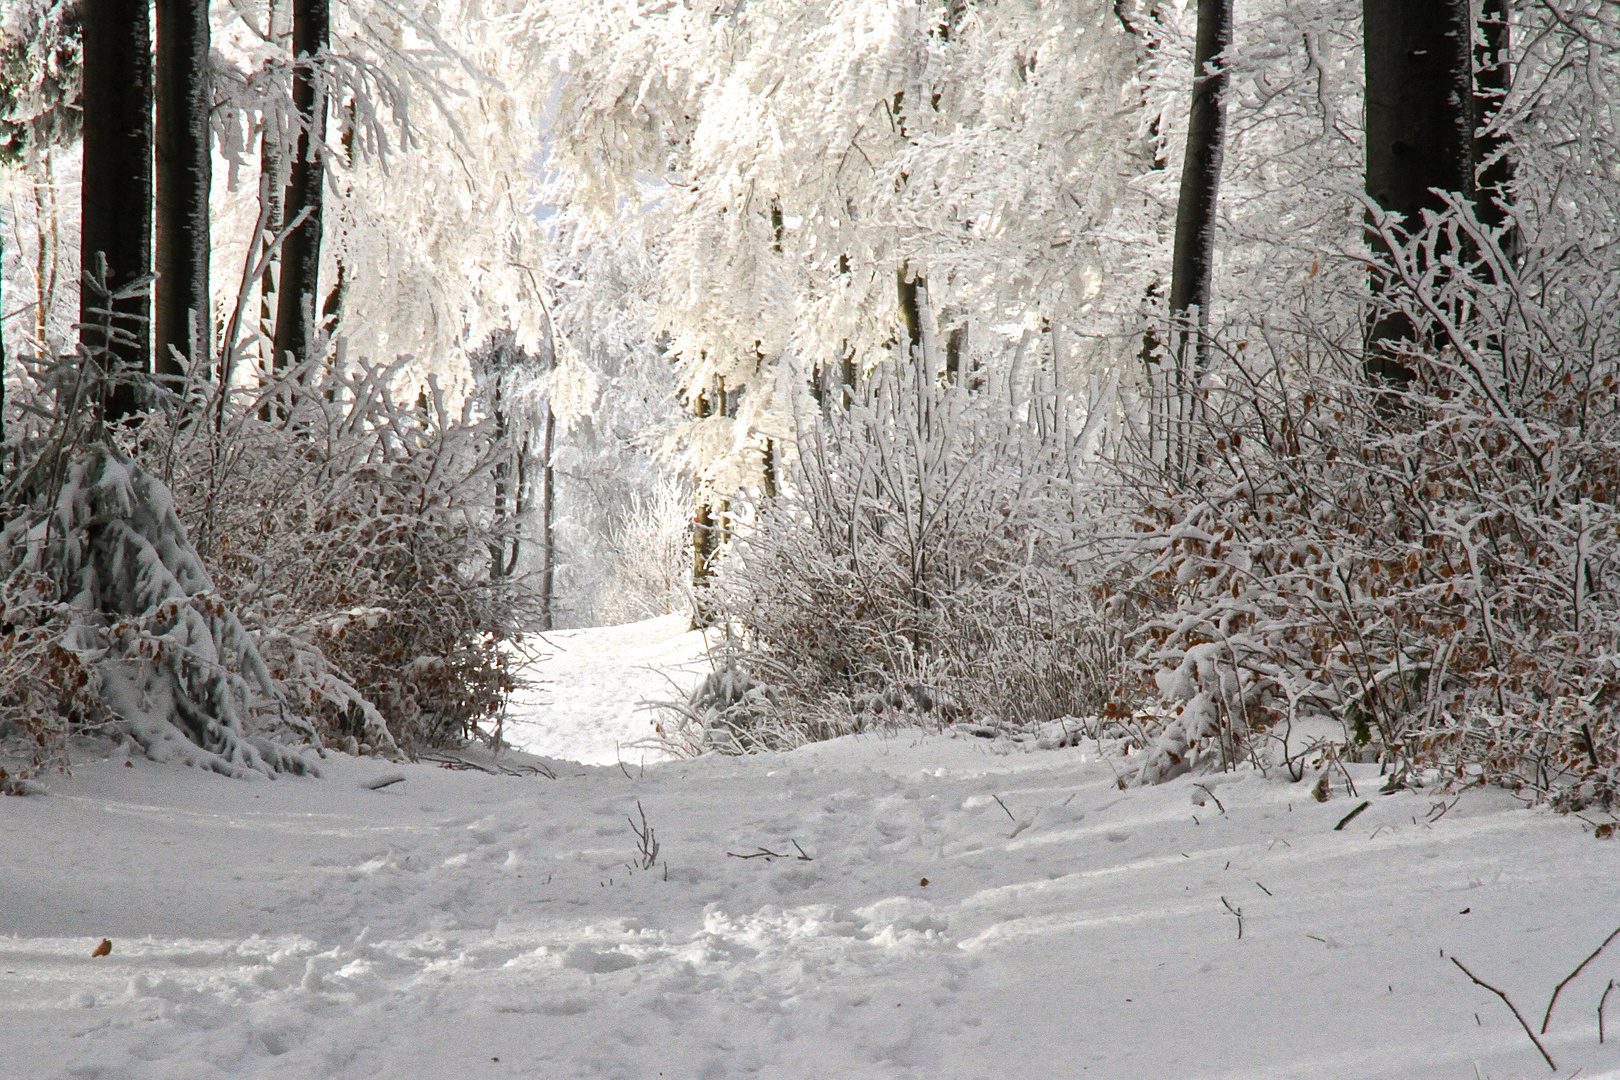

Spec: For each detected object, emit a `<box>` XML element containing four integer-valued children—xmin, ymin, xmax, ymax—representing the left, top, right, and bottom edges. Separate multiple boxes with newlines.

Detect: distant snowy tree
<box><xmin>531</xmin><ymin>0</ymin><xmax>1145</xmax><ymax>601</ymax></box>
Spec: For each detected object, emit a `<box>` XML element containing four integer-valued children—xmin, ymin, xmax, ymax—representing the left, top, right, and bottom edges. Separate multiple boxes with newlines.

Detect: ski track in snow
<box><xmin>5</xmin><ymin>619</ymin><xmax>1620</xmax><ymax>1078</ymax></box>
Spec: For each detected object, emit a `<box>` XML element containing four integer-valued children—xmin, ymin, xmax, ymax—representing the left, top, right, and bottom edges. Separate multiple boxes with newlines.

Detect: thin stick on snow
<box><xmin>1221</xmin><ymin>896</ymin><xmax>1243</xmax><ymax>939</ymax></box>
<box><xmin>1449</xmin><ymin>956</ymin><xmax>1557</xmax><ymax>1071</ymax></box>
<box><xmin>1541</xmin><ymin>923</ymin><xmax>1620</xmax><ymax>1033</ymax></box>
<box><xmin>1600</xmin><ymin>979</ymin><xmax>1616</xmax><ymax>1043</ymax></box>
<box><xmin>727</xmin><ymin>847</ymin><xmax>788</xmax><ymax>860</ymax></box>
<box><xmin>991</xmin><ymin>794</ymin><xmax>1017</xmax><ymax>823</ymax></box>
<box><xmin>1334</xmin><ymin>801</ymin><xmax>1370</xmax><ymax>830</ymax></box>
<box><xmin>1192</xmin><ymin>783</ymin><xmax>1226</xmax><ymax>814</ymax></box>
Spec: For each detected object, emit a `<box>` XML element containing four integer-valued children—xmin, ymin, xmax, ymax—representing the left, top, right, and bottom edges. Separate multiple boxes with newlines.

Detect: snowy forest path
<box><xmin>5</xmin><ymin>732</ymin><xmax>1620</xmax><ymax>1078</ymax></box>
<box><xmin>502</xmin><ymin>613</ymin><xmax>714</xmax><ymax>767</ymax></box>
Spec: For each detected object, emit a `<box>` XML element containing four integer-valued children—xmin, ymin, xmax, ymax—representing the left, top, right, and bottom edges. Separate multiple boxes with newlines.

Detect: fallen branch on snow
<box><xmin>1449</xmin><ymin>955</ymin><xmax>1556</xmax><ymax>1071</ymax></box>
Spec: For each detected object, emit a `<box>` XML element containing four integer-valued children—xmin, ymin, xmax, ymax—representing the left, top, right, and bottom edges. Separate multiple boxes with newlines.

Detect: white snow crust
<box><xmin>6</xmin><ymin>621</ymin><xmax>1620</xmax><ymax>1079</ymax></box>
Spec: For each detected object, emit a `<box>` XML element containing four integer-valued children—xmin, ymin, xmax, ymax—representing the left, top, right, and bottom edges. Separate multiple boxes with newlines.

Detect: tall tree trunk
<box><xmin>1363</xmin><ymin>0</ymin><xmax>1474</xmax><ymax>384</ymax></box>
<box><xmin>319</xmin><ymin>95</ymin><xmax>355</xmax><ymax>339</ymax></box>
<box><xmin>258</xmin><ymin>129</ymin><xmax>285</xmax><ymax>359</ymax></box>
<box><xmin>689</xmin><ymin>378</ymin><xmax>730</xmax><ymax>628</ymax></box>
<box><xmin>896</xmin><ymin>265</ymin><xmax>923</xmax><ymax>362</ymax></box>
<box><xmin>539</xmin><ymin>402</ymin><xmax>555</xmax><ymax>631</ymax></box>
<box><xmin>488</xmin><ymin>378</ymin><xmax>514</xmax><ymax>578</ymax></box>
<box><xmin>2</xmin><ymin>211</ymin><xmax>7</xmax><ymax>456</ymax></box>
<box><xmin>1167</xmin><ymin>0</ymin><xmax>1233</xmax><ymax>374</ymax></box>
<box><xmin>1473</xmin><ymin>0</ymin><xmax>1513</xmax><ymax>240</ymax></box>
<box><xmin>154</xmin><ymin>0</ymin><xmax>212</xmax><ymax>385</ymax></box>
<box><xmin>80</xmin><ymin>0</ymin><xmax>153</xmax><ymax>421</ymax></box>
<box><xmin>31</xmin><ymin>149</ymin><xmax>58</xmax><ymax>347</ymax></box>
<box><xmin>1114</xmin><ymin>2</ymin><xmax>1169</xmax><ymax>378</ymax></box>
<box><xmin>272</xmin><ymin>0</ymin><xmax>328</xmax><ymax>372</ymax></box>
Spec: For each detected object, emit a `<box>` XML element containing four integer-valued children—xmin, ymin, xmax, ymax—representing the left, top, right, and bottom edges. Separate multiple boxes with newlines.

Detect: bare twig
<box><xmin>628</xmin><ymin>801</ymin><xmax>660</xmax><ymax>870</ymax></box>
<box><xmin>1541</xmin><ymin>923</ymin><xmax>1620</xmax><ymax>1033</ymax></box>
<box><xmin>1334</xmin><ymin>800</ymin><xmax>1370</xmax><ymax>830</ymax></box>
<box><xmin>991</xmin><ymin>794</ymin><xmax>1017</xmax><ymax>822</ymax></box>
<box><xmin>791</xmin><ymin>839</ymin><xmax>813</xmax><ymax>861</ymax></box>
<box><xmin>1193</xmin><ymin>782</ymin><xmax>1226</xmax><ymax>813</ymax></box>
<box><xmin>1254</xmin><ymin>881</ymin><xmax>1272</xmax><ymax>896</ymax></box>
<box><xmin>1221</xmin><ymin>896</ymin><xmax>1243</xmax><ymax>939</ymax></box>
<box><xmin>1600</xmin><ymin>979</ymin><xmax>1615</xmax><ymax>1043</ymax></box>
<box><xmin>1427</xmin><ymin>793</ymin><xmax>1462</xmax><ymax>822</ymax></box>
<box><xmin>727</xmin><ymin>847</ymin><xmax>788</xmax><ymax>860</ymax></box>
<box><xmin>1449</xmin><ymin>956</ymin><xmax>1557</xmax><ymax>1071</ymax></box>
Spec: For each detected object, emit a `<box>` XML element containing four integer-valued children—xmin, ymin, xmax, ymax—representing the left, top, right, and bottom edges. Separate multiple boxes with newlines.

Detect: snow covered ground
<box><xmin>6</xmin><ymin>623</ymin><xmax>1620</xmax><ymax>1079</ymax></box>
<box><xmin>502</xmin><ymin>613</ymin><xmax>713</xmax><ymax>767</ymax></box>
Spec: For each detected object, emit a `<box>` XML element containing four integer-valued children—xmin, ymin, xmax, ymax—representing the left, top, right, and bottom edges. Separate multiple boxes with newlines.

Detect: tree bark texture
<box><xmin>1363</xmin><ymin>0</ymin><xmax>1474</xmax><ymax>383</ymax></box>
<box><xmin>80</xmin><ymin>0</ymin><xmax>153</xmax><ymax>420</ymax></box>
<box><xmin>154</xmin><ymin>0</ymin><xmax>212</xmax><ymax>382</ymax></box>
<box><xmin>1167</xmin><ymin>0</ymin><xmax>1232</xmax><ymax>372</ymax></box>
<box><xmin>273</xmin><ymin>0</ymin><xmax>328</xmax><ymax>371</ymax></box>
<box><xmin>32</xmin><ymin>151</ymin><xmax>59</xmax><ymax>347</ymax></box>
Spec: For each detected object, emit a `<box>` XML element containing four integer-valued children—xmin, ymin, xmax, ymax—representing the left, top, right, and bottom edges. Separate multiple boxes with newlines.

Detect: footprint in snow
<box><xmin>563</xmin><ymin>943</ymin><xmax>640</xmax><ymax>973</ymax></box>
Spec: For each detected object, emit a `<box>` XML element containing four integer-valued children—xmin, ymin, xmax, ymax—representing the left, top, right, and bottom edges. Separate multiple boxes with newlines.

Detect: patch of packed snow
<box><xmin>6</xmin><ymin>626</ymin><xmax>1620</xmax><ymax>1078</ymax></box>
<box><xmin>502</xmin><ymin>613</ymin><xmax>713</xmax><ymax>767</ymax></box>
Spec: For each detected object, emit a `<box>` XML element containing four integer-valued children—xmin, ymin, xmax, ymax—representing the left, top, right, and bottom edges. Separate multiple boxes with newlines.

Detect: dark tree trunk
<box><xmin>760</xmin><ymin>438</ymin><xmax>777</xmax><ymax>498</ymax></box>
<box><xmin>258</xmin><ymin>129</ymin><xmax>284</xmax><ymax>351</ymax></box>
<box><xmin>1473</xmin><ymin>0</ymin><xmax>1513</xmax><ymax>240</ymax></box>
<box><xmin>258</xmin><ymin>0</ymin><xmax>288</xmax><ymax>362</ymax></box>
<box><xmin>539</xmin><ymin>402</ymin><xmax>555</xmax><ymax>631</ymax></box>
<box><xmin>896</xmin><ymin>266</ymin><xmax>923</xmax><ymax>361</ymax></box>
<box><xmin>80</xmin><ymin>0</ymin><xmax>153</xmax><ymax>421</ymax></box>
<box><xmin>943</xmin><ymin>311</ymin><xmax>965</xmax><ymax>384</ymax></box>
<box><xmin>689</xmin><ymin>379</ymin><xmax>731</xmax><ymax>628</ymax></box>
<box><xmin>319</xmin><ymin>96</ymin><xmax>355</xmax><ymax>339</ymax></box>
<box><xmin>154</xmin><ymin>0</ymin><xmax>212</xmax><ymax>384</ymax></box>
<box><xmin>1167</xmin><ymin>0</ymin><xmax>1233</xmax><ymax>373</ymax></box>
<box><xmin>272</xmin><ymin>0</ymin><xmax>328</xmax><ymax>372</ymax></box>
<box><xmin>1363</xmin><ymin>0</ymin><xmax>1474</xmax><ymax>384</ymax></box>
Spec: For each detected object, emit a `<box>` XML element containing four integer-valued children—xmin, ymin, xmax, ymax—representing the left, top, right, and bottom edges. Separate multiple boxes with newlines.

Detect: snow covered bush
<box><xmin>686</xmin><ymin>353</ymin><xmax>1128</xmax><ymax>753</ymax></box>
<box><xmin>1118</xmin><ymin>191</ymin><xmax>1620</xmax><ymax>798</ymax></box>
<box><xmin>151</xmin><ymin>358</ymin><xmax>542</xmax><ymax>754</ymax></box>
<box><xmin>594</xmin><ymin>474</ymin><xmax>691</xmax><ymax>626</ymax></box>
<box><xmin>1094</xmin><ymin>0</ymin><xmax>1620</xmax><ymax>802</ymax></box>
<box><xmin>0</xmin><ymin>566</ymin><xmax>85</xmax><ymax>789</ymax></box>
<box><xmin>0</xmin><ymin>363</ymin><xmax>318</xmax><ymax>777</ymax></box>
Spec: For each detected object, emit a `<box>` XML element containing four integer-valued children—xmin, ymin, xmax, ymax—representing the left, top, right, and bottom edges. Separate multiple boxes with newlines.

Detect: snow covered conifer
<box><xmin>2</xmin><ymin>432</ymin><xmax>318</xmax><ymax>776</ymax></box>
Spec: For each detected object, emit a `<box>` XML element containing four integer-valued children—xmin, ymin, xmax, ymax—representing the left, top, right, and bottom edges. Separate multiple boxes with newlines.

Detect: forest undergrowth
<box><xmin>0</xmin><ymin>348</ymin><xmax>541</xmax><ymax>789</ymax></box>
<box><xmin>663</xmin><ymin>195</ymin><xmax>1620</xmax><ymax>818</ymax></box>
